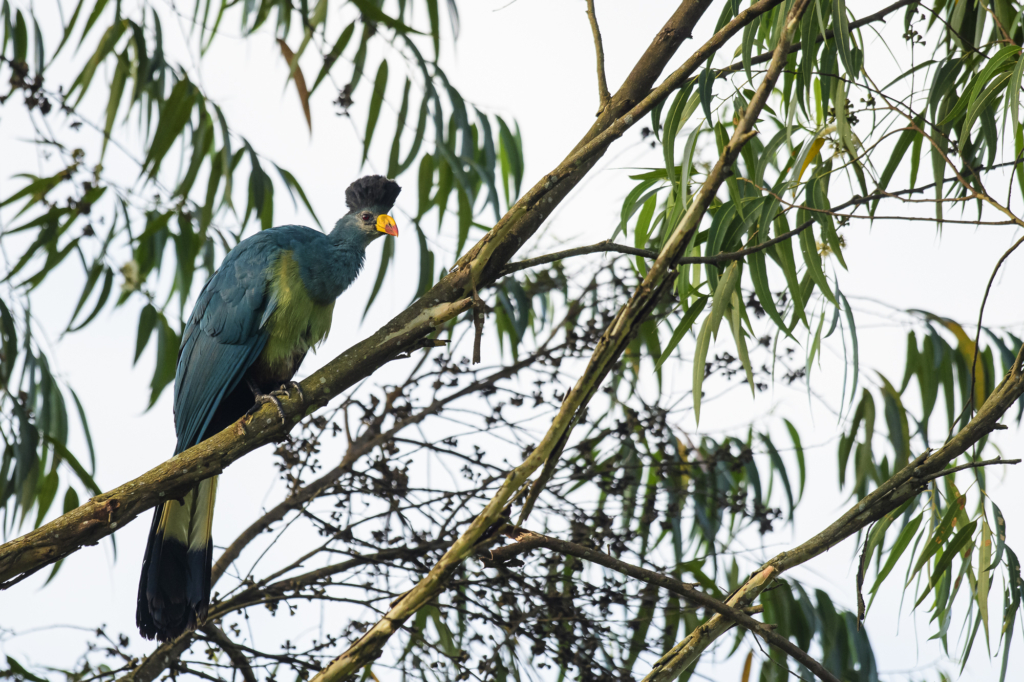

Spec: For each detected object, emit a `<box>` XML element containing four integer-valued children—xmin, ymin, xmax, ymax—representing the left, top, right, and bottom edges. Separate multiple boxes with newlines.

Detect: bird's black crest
<box><xmin>345</xmin><ymin>175</ymin><xmax>401</xmax><ymax>212</ymax></box>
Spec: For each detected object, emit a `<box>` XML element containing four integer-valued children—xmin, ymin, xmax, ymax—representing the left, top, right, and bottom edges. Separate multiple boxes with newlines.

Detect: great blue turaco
<box><xmin>137</xmin><ymin>175</ymin><xmax>401</xmax><ymax>641</ymax></box>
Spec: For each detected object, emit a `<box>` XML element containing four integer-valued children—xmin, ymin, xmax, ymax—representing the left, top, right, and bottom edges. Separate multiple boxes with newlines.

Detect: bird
<box><xmin>136</xmin><ymin>175</ymin><xmax>400</xmax><ymax>642</ymax></box>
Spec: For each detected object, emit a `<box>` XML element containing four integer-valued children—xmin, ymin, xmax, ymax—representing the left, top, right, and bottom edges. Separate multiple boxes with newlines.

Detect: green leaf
<box><xmin>363</xmin><ymin>232</ymin><xmax>394</xmax><ymax>319</ymax></box>
<box><xmin>5</xmin><ymin>656</ymin><xmax>49</xmax><ymax>682</ymax></box>
<box><xmin>709</xmin><ymin>261</ymin><xmax>740</xmax><ymax>339</ymax></box>
<box><xmin>65</xmin><ymin>260</ymin><xmax>105</xmax><ymax>333</ymax></box>
<box><xmin>761</xmin><ymin>434</ymin><xmax>794</xmax><ymax>519</ymax></box>
<box><xmin>275</xmin><ymin>165</ymin><xmax>321</xmax><ymax>229</ymax></box>
<box><xmin>615</xmin><ymin>178</ymin><xmax>658</xmax><ymax>239</ymax></box>
<box><xmin>728</xmin><ymin>291</ymin><xmax>754</xmax><ymax>395</ymax></box>
<box><xmin>1008</xmin><ymin>48</ymin><xmax>1024</xmax><ymax>131</ymax></box>
<box><xmin>655</xmin><ymin>295</ymin><xmax>708</xmax><ymax>371</ymax></box>
<box><xmin>784</xmin><ymin>419</ymin><xmax>806</xmax><ymax>501</ymax></box>
<box><xmin>633</xmin><ymin>194</ymin><xmax>657</xmax><ymax>276</ymax></box>
<box><xmin>53</xmin><ymin>0</ymin><xmax>86</xmax><ymax>58</ymax></box>
<box><xmin>831</xmin><ymin>0</ymin><xmax>855</xmax><ymax>77</ymax></box>
<box><xmin>390</xmin><ymin>85</ymin><xmax>428</xmax><ymax>178</ymax></box>
<box><xmin>67</xmin><ymin>387</ymin><xmax>96</xmax><ymax>473</ymax></box>
<box><xmin>101</xmin><ymin>51</ymin><xmax>129</xmax><ymax>161</ymax></box>
<box><xmin>679</xmin><ymin>121</ymin><xmax>703</xmax><ymax>210</ymax></box>
<box><xmin>413</xmin><ymin>226</ymin><xmax>435</xmax><ymax>300</ymax></box>
<box><xmin>873</xmin><ymin>118</ymin><xmax>922</xmax><ymax>213</ymax></box>
<box><xmin>919</xmin><ymin>520</ymin><xmax>976</xmax><ymax>606</ymax></box>
<box><xmin>497</xmin><ymin>116</ymin><xmax>523</xmax><ymax>205</ymax></box>
<box><xmin>741</xmin><ymin>15</ymin><xmax>758</xmax><ymax>83</ymax></box>
<box><xmin>869</xmin><ymin>512</ymin><xmax>923</xmax><ymax>598</ymax></box>
<box><xmin>774</xmin><ymin>216</ymin><xmax>808</xmax><ymax>327</ymax></box>
<box><xmin>989</xmin><ymin>500</ymin><xmax>1006</xmax><ymax>571</ymax></box>
<box><xmin>47</xmin><ymin>437</ymin><xmax>100</xmax><ymax>496</ymax></box>
<box><xmin>78</xmin><ymin>0</ymin><xmax>110</xmax><ymax>48</ymax></box>
<box><xmin>426</xmin><ymin>0</ymin><xmax>440</xmax><ymax>57</ymax></box>
<box><xmin>838</xmin><ymin>290</ymin><xmax>859</xmax><ymax>414</ymax></box>
<box><xmin>66</xmin><ymin>268</ymin><xmax>112</xmax><ymax>333</ymax></box>
<box><xmin>149</xmin><ymin>320</ymin><xmax>179</xmax><ymax>407</ymax></box>
<box><xmin>11</xmin><ymin>8</ymin><xmax>26</xmax><ymax>63</ymax></box>
<box><xmin>361</xmin><ymin>59</ymin><xmax>389</xmax><ymax>165</ymax></box>
<box><xmin>910</xmin><ymin>495</ymin><xmax>966</xmax><ymax>582</ymax></box>
<box><xmin>979</xmin><ymin>518</ymin><xmax>992</xmax><ymax>648</ymax></box>
<box><xmin>878</xmin><ymin>374</ymin><xmax>911</xmax><ymax>472</ymax></box>
<box><xmin>961</xmin><ymin>72</ymin><xmax>1012</xmax><ymax>145</ymax></box>
<box><xmin>143</xmin><ymin>79</ymin><xmax>197</xmax><ymax>177</ymax></box>
<box><xmin>940</xmin><ymin>45</ymin><xmax>1018</xmax><ymax>127</ymax></box>
<box><xmin>698</xmin><ymin>68</ymin><xmax>715</xmax><ymax>127</ymax></box>
<box><xmin>135</xmin><ymin>304</ymin><xmax>158</xmax><ymax>363</ymax></box>
<box><xmin>69</xmin><ymin>19</ymin><xmax>126</xmax><ymax>107</ymax></box>
<box><xmin>349</xmin><ymin>0</ymin><xmax>422</xmax><ymax>35</ymax></box>
<box><xmin>310</xmin><ymin>21</ymin><xmax>354</xmax><ymax>94</ymax></box>
<box><xmin>797</xmin><ymin>219</ymin><xmax>837</xmax><ymax>305</ymax></box>
<box><xmin>748</xmin><ymin>241</ymin><xmax>792</xmax><ymax>340</ymax></box>
<box><xmin>692</xmin><ymin>314</ymin><xmax>713</xmax><ymax>425</ymax></box>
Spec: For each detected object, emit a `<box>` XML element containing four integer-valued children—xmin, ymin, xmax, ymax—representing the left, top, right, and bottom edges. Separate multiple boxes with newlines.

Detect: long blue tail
<box><xmin>136</xmin><ymin>477</ymin><xmax>217</xmax><ymax>641</ymax></box>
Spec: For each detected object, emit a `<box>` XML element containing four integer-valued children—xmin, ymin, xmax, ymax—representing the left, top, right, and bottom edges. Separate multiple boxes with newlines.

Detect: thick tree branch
<box><xmin>308</xmin><ymin>6</ymin><xmax>804</xmax><ymax>677</ymax></box>
<box><xmin>586</xmin><ymin>0</ymin><xmax>612</xmax><ymax>110</ymax></box>
<box><xmin>490</xmin><ymin>530</ymin><xmax>840</xmax><ymax>682</ymax></box>
<box><xmin>646</xmin><ymin>344</ymin><xmax>1024</xmax><ymax>680</ymax></box>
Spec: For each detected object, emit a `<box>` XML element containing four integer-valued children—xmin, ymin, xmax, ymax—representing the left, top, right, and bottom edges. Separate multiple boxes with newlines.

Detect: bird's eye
<box><xmin>360</xmin><ymin>212</ymin><xmax>373</xmax><ymax>222</ymax></box>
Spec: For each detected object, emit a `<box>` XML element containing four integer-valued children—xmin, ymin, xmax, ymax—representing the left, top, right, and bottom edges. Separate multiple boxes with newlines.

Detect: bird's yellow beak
<box><xmin>376</xmin><ymin>214</ymin><xmax>398</xmax><ymax>237</ymax></box>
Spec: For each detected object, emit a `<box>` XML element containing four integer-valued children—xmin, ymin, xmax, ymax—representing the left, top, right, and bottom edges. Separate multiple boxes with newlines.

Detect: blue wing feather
<box><xmin>172</xmin><ymin>225</ymin><xmax>331</xmax><ymax>453</ymax></box>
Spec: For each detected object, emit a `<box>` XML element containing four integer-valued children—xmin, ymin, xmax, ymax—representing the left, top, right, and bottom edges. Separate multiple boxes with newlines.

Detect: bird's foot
<box><xmin>244</xmin><ymin>391</ymin><xmax>287</xmax><ymax>424</ymax></box>
<box><xmin>270</xmin><ymin>381</ymin><xmax>305</xmax><ymax>404</ymax></box>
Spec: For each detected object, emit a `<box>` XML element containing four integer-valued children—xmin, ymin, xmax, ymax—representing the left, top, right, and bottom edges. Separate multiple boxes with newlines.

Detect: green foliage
<box><xmin>0</xmin><ymin>297</ymin><xmax>100</xmax><ymax>540</ymax></box>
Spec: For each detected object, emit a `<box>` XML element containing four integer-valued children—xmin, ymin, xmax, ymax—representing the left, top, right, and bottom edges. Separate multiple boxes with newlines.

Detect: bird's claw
<box><xmin>270</xmin><ymin>381</ymin><xmax>305</xmax><ymax>404</ymax></box>
<box><xmin>245</xmin><ymin>392</ymin><xmax>287</xmax><ymax>424</ymax></box>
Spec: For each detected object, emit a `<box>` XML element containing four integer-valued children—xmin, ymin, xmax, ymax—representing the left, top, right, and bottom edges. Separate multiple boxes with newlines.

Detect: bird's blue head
<box><xmin>331</xmin><ymin>175</ymin><xmax>401</xmax><ymax>248</ymax></box>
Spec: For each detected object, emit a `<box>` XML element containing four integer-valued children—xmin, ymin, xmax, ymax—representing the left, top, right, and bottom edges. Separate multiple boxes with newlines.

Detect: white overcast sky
<box><xmin>2</xmin><ymin>1</ymin><xmax>1024</xmax><ymax>680</ymax></box>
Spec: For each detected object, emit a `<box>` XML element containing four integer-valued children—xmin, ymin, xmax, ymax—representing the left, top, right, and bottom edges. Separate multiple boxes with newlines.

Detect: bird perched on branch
<box><xmin>137</xmin><ymin>175</ymin><xmax>401</xmax><ymax>642</ymax></box>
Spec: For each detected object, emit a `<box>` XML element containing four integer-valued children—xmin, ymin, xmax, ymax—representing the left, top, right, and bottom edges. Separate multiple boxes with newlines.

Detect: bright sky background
<box><xmin>3</xmin><ymin>1</ymin><xmax>1024</xmax><ymax>680</ymax></box>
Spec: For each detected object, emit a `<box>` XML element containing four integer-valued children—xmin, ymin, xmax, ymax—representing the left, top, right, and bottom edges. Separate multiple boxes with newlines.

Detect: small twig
<box><xmin>586</xmin><ymin>0</ymin><xmax>611</xmax><ymax>112</ymax></box>
<box><xmin>471</xmin><ymin>286</ymin><xmax>486</xmax><ymax>364</ymax></box>
<box><xmin>500</xmin><ymin>241</ymin><xmax>657</xmax><ymax>276</ymax></box>
<box><xmin>917</xmin><ymin>457</ymin><xmax>1020</xmax><ymax>483</ymax></box>
<box><xmin>965</xmin><ymin>234</ymin><xmax>1024</xmax><ymax>425</ymax></box>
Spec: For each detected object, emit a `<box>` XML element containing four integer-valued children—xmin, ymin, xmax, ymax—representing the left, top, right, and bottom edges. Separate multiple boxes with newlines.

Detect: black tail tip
<box><xmin>137</xmin><ymin>602</ymin><xmax>201</xmax><ymax>642</ymax></box>
<box><xmin>137</xmin><ymin>526</ymin><xmax>212</xmax><ymax>641</ymax></box>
